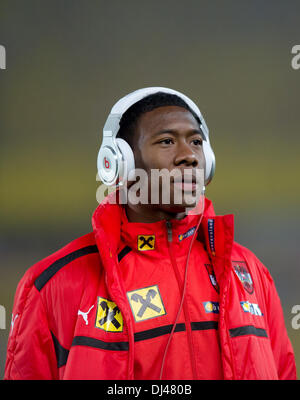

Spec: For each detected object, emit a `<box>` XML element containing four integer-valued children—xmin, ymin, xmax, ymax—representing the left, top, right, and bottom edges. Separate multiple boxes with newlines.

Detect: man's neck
<box><xmin>124</xmin><ymin>203</ymin><xmax>187</xmax><ymax>223</ymax></box>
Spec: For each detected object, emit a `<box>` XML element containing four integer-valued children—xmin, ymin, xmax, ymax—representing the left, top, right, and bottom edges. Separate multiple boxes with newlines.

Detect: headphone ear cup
<box><xmin>202</xmin><ymin>140</ymin><xmax>216</xmax><ymax>185</ymax></box>
<box><xmin>97</xmin><ymin>143</ymin><xmax>119</xmax><ymax>186</ymax></box>
<box><xmin>115</xmin><ymin>138</ymin><xmax>135</xmax><ymax>183</ymax></box>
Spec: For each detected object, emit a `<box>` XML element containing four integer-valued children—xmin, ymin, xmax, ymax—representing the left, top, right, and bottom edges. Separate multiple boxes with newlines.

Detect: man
<box><xmin>4</xmin><ymin>87</ymin><xmax>296</xmax><ymax>380</ymax></box>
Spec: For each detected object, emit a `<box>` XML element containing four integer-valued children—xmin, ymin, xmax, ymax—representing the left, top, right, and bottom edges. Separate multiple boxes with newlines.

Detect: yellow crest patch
<box><xmin>95</xmin><ymin>297</ymin><xmax>123</xmax><ymax>332</ymax></box>
<box><xmin>137</xmin><ymin>235</ymin><xmax>155</xmax><ymax>251</ymax></box>
<box><xmin>127</xmin><ymin>285</ymin><xmax>166</xmax><ymax>322</ymax></box>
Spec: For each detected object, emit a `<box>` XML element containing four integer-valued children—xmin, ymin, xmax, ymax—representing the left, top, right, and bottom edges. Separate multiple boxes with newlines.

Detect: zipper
<box><xmin>166</xmin><ymin>220</ymin><xmax>173</xmax><ymax>242</ymax></box>
<box><xmin>165</xmin><ymin>221</ymin><xmax>198</xmax><ymax>379</ymax></box>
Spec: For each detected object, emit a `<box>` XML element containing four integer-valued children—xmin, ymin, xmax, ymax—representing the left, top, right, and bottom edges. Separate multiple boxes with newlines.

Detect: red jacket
<box><xmin>4</xmin><ymin>196</ymin><xmax>296</xmax><ymax>380</ymax></box>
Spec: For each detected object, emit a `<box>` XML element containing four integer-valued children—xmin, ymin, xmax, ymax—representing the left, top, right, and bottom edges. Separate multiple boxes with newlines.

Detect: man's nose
<box><xmin>174</xmin><ymin>141</ymin><xmax>198</xmax><ymax>167</ymax></box>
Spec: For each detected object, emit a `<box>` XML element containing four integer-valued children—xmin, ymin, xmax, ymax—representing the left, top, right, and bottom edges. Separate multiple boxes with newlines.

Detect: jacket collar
<box><xmin>92</xmin><ymin>192</ymin><xmax>234</xmax><ymax>264</ymax></box>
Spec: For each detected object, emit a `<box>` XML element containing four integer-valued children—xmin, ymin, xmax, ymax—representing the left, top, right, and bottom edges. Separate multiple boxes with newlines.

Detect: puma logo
<box><xmin>78</xmin><ymin>305</ymin><xmax>94</xmax><ymax>326</ymax></box>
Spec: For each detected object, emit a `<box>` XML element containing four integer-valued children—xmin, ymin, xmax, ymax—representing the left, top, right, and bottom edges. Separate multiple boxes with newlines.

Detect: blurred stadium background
<box><xmin>0</xmin><ymin>0</ymin><xmax>299</xmax><ymax>378</ymax></box>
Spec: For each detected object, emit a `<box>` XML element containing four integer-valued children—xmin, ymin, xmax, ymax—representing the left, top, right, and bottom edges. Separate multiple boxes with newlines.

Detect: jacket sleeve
<box><xmin>261</xmin><ymin>264</ymin><xmax>297</xmax><ymax>380</ymax></box>
<box><xmin>4</xmin><ymin>271</ymin><xmax>58</xmax><ymax>380</ymax></box>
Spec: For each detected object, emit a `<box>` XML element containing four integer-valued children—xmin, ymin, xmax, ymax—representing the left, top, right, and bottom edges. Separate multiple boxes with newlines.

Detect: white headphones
<box><xmin>97</xmin><ymin>87</ymin><xmax>215</xmax><ymax>187</ymax></box>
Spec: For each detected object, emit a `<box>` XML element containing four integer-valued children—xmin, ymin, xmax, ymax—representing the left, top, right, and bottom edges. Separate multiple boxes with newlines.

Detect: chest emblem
<box><xmin>233</xmin><ymin>261</ymin><xmax>254</xmax><ymax>294</ymax></box>
<box><xmin>95</xmin><ymin>297</ymin><xmax>123</xmax><ymax>332</ymax></box>
<box><xmin>137</xmin><ymin>235</ymin><xmax>155</xmax><ymax>251</ymax></box>
<box><xmin>127</xmin><ymin>285</ymin><xmax>166</xmax><ymax>322</ymax></box>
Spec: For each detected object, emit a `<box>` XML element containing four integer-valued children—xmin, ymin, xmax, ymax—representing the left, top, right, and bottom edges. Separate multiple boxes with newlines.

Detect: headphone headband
<box><xmin>103</xmin><ymin>87</ymin><xmax>210</xmax><ymax>143</ymax></box>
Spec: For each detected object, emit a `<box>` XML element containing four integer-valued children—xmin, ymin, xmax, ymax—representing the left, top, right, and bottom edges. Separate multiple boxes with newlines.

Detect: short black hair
<box><xmin>117</xmin><ymin>92</ymin><xmax>200</xmax><ymax>148</ymax></box>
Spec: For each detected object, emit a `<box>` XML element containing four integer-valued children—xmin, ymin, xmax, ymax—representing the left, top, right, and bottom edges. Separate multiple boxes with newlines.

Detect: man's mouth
<box><xmin>172</xmin><ymin>173</ymin><xmax>198</xmax><ymax>192</ymax></box>
<box><xmin>173</xmin><ymin>181</ymin><xmax>197</xmax><ymax>192</ymax></box>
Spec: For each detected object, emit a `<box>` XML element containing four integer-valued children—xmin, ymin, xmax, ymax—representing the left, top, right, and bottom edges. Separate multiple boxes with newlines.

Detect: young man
<box><xmin>4</xmin><ymin>87</ymin><xmax>296</xmax><ymax>380</ymax></box>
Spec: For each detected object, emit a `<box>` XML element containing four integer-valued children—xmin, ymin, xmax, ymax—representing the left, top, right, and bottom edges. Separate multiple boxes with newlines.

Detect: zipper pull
<box><xmin>166</xmin><ymin>220</ymin><xmax>172</xmax><ymax>242</ymax></box>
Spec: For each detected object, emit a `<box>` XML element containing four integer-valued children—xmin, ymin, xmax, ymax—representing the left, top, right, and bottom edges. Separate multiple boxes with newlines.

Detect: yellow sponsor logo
<box><xmin>203</xmin><ymin>301</ymin><xmax>220</xmax><ymax>314</ymax></box>
<box><xmin>127</xmin><ymin>285</ymin><xmax>166</xmax><ymax>322</ymax></box>
<box><xmin>95</xmin><ymin>297</ymin><xmax>123</xmax><ymax>332</ymax></box>
<box><xmin>137</xmin><ymin>235</ymin><xmax>155</xmax><ymax>251</ymax></box>
<box><xmin>205</xmin><ymin>302</ymin><xmax>213</xmax><ymax>312</ymax></box>
<box><xmin>240</xmin><ymin>301</ymin><xmax>263</xmax><ymax>316</ymax></box>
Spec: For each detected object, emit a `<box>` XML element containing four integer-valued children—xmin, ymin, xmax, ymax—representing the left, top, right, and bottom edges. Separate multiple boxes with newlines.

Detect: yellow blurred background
<box><xmin>1</xmin><ymin>0</ymin><xmax>300</xmax><ymax>378</ymax></box>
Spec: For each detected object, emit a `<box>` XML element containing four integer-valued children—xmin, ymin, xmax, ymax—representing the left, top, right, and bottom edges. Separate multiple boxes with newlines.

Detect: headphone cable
<box><xmin>159</xmin><ymin>191</ymin><xmax>205</xmax><ymax>380</ymax></box>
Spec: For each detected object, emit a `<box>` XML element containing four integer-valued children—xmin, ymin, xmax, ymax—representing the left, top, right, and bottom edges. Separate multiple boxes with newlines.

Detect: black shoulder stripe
<box><xmin>134</xmin><ymin>323</ymin><xmax>185</xmax><ymax>342</ymax></box>
<box><xmin>134</xmin><ymin>321</ymin><xmax>218</xmax><ymax>342</ymax></box>
<box><xmin>34</xmin><ymin>245</ymin><xmax>98</xmax><ymax>291</ymax></box>
<box><xmin>70</xmin><ymin>322</ymin><xmax>218</xmax><ymax>353</ymax></box>
<box><xmin>72</xmin><ymin>336</ymin><xmax>129</xmax><ymax>351</ymax></box>
<box><xmin>118</xmin><ymin>246</ymin><xmax>132</xmax><ymax>263</ymax></box>
<box><xmin>229</xmin><ymin>325</ymin><xmax>268</xmax><ymax>338</ymax></box>
<box><xmin>191</xmin><ymin>321</ymin><xmax>218</xmax><ymax>331</ymax></box>
<box><xmin>51</xmin><ymin>332</ymin><xmax>69</xmax><ymax>368</ymax></box>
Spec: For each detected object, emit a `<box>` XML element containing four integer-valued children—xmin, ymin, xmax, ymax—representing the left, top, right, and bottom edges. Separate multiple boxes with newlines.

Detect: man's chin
<box><xmin>158</xmin><ymin>201</ymin><xmax>197</xmax><ymax>216</ymax></box>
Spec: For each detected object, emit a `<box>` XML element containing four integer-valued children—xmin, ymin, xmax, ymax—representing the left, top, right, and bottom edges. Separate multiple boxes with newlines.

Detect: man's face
<box><xmin>130</xmin><ymin>105</ymin><xmax>206</xmax><ymax>212</ymax></box>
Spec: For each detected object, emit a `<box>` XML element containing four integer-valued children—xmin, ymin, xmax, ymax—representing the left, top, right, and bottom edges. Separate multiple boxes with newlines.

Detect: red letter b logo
<box><xmin>104</xmin><ymin>157</ymin><xmax>110</xmax><ymax>169</ymax></box>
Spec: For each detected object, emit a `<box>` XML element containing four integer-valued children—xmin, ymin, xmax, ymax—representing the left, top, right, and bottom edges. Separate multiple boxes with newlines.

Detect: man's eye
<box><xmin>192</xmin><ymin>139</ymin><xmax>203</xmax><ymax>146</ymax></box>
<box><xmin>159</xmin><ymin>139</ymin><xmax>173</xmax><ymax>145</ymax></box>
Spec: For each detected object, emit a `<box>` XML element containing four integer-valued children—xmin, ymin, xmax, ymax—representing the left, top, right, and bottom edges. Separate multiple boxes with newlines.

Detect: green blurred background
<box><xmin>0</xmin><ymin>0</ymin><xmax>299</xmax><ymax>378</ymax></box>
